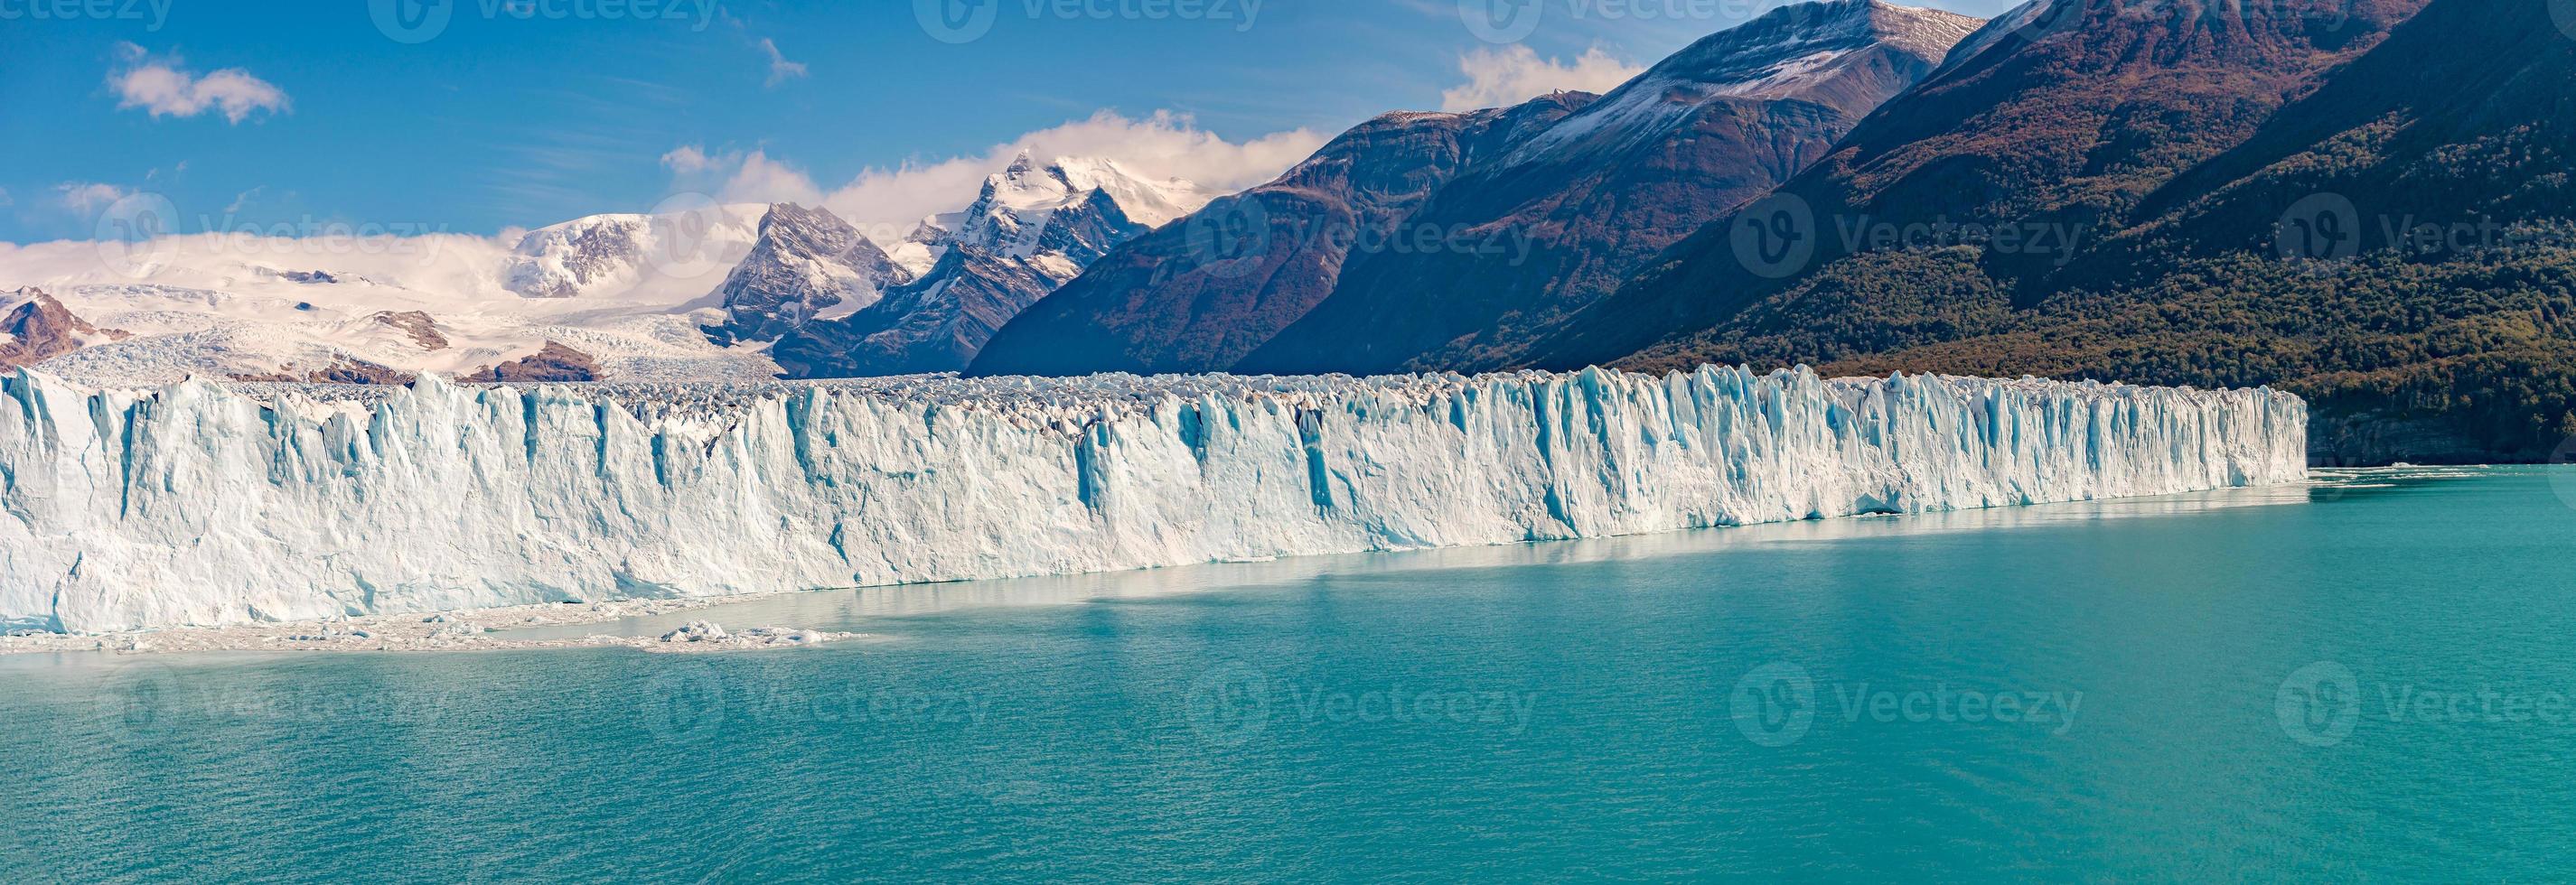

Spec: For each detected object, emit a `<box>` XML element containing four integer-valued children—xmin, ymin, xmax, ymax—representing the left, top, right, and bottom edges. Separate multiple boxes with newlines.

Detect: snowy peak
<box><xmin>1515</xmin><ymin>1</ymin><xmax>1979</xmax><ymax>161</ymax></box>
<box><xmin>763</xmin><ymin>156</ymin><xmax>1176</xmax><ymax>377</ymax></box>
<box><xmin>0</xmin><ymin>289</ymin><xmax>129</xmax><ymax>368</ymax></box>
<box><xmin>912</xmin><ymin>154</ymin><xmax>1213</xmax><ymax>262</ymax></box>
<box><xmin>504</xmin><ymin>204</ymin><xmax>763</xmax><ymax>300</ymax></box>
<box><xmin>710</xmin><ymin>202</ymin><xmax>903</xmax><ymax>341</ymax></box>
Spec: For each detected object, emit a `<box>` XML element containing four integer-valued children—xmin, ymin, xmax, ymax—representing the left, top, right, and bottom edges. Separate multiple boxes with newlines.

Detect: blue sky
<box><xmin>1</xmin><ymin>0</ymin><xmax>2013</xmax><ymax>243</ymax></box>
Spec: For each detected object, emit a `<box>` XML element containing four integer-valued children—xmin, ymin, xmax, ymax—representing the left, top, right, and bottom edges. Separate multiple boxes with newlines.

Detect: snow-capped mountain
<box><xmin>707</xmin><ymin>203</ymin><xmax>909</xmax><ymax>342</ymax></box>
<box><xmin>0</xmin><ymin>156</ymin><xmax>1198</xmax><ymax>386</ymax></box>
<box><xmin>0</xmin><ymin>203</ymin><xmax>778</xmax><ymax>386</ymax></box>
<box><xmin>893</xmin><ymin>153</ymin><xmax>1208</xmax><ymax>275</ymax></box>
<box><xmin>504</xmin><ymin>203</ymin><xmax>763</xmax><ymax>301</ymax></box>
<box><xmin>0</xmin><ymin>289</ymin><xmax>128</xmax><ymax>369</ymax></box>
<box><xmin>767</xmin><ymin>154</ymin><xmax>1201</xmax><ymax>377</ymax></box>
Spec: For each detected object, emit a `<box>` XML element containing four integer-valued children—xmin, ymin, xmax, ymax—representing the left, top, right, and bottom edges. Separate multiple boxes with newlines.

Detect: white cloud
<box><xmin>109</xmin><ymin>43</ymin><xmax>291</xmax><ymax>124</ymax></box>
<box><xmin>1439</xmin><ymin>46</ymin><xmax>1644</xmax><ymax>113</ymax></box>
<box><xmin>757</xmin><ymin>38</ymin><xmax>808</xmax><ymax>88</ymax></box>
<box><xmin>661</xmin><ymin>111</ymin><xmax>1324</xmax><ymax>240</ymax></box>
<box><xmin>660</xmin><ymin>145</ymin><xmax>721</xmax><ymax>175</ymax></box>
<box><xmin>225</xmin><ymin>187</ymin><xmax>264</xmax><ymax>214</ymax></box>
<box><xmin>662</xmin><ymin>146</ymin><xmax>827</xmax><ymax>208</ymax></box>
<box><xmin>56</xmin><ymin>182</ymin><xmax>129</xmax><ymax>213</ymax></box>
<box><xmin>818</xmin><ymin>111</ymin><xmax>1324</xmax><ymax>234</ymax></box>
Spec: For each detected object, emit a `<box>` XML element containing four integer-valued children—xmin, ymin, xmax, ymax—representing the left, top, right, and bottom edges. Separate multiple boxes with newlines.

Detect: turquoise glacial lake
<box><xmin>5</xmin><ymin>468</ymin><xmax>2572</xmax><ymax>880</ymax></box>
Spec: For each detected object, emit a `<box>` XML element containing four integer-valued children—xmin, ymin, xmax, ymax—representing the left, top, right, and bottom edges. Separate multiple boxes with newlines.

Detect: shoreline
<box><xmin>0</xmin><ymin>595</ymin><xmax>857</xmax><ymax>657</ymax></box>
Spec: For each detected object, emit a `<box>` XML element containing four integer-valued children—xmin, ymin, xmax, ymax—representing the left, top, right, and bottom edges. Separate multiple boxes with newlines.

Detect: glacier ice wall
<box><xmin>0</xmin><ymin>367</ymin><xmax>2307</xmax><ymax>632</ymax></box>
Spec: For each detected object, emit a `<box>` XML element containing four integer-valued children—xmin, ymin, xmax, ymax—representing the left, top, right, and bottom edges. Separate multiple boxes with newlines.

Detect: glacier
<box><xmin>0</xmin><ymin>366</ymin><xmax>2308</xmax><ymax>633</ymax></box>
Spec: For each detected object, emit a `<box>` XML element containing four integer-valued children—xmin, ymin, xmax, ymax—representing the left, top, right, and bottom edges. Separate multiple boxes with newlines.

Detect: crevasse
<box><xmin>0</xmin><ymin>366</ymin><xmax>2308</xmax><ymax>633</ymax></box>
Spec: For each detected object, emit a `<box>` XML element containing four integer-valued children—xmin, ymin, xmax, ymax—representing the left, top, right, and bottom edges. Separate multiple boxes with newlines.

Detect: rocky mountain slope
<box><xmin>766</xmin><ymin>154</ymin><xmax>1197</xmax><ymax>376</ymax></box>
<box><xmin>971</xmin><ymin>0</ymin><xmax>1977</xmax><ymax>377</ymax></box>
<box><xmin>1535</xmin><ymin>0</ymin><xmax>2576</xmax><ymax>462</ymax></box>
<box><xmin>967</xmin><ymin>97</ymin><xmax>1596</xmax><ymax>377</ymax></box>
<box><xmin>1238</xmin><ymin>0</ymin><xmax>1981</xmax><ymax>376</ymax></box>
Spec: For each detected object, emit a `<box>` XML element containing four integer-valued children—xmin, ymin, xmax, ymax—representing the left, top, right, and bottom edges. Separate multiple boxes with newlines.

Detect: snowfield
<box><xmin>0</xmin><ymin>365</ymin><xmax>2308</xmax><ymax>633</ymax></box>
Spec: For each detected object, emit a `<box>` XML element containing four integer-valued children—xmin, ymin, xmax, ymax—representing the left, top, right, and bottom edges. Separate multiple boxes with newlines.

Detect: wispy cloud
<box><xmin>225</xmin><ymin>187</ymin><xmax>265</xmax><ymax>214</ymax></box>
<box><xmin>56</xmin><ymin>182</ymin><xmax>130</xmax><ymax>213</ymax></box>
<box><xmin>1439</xmin><ymin>45</ymin><xmax>1644</xmax><ymax>112</ymax></box>
<box><xmin>108</xmin><ymin>42</ymin><xmax>291</xmax><ymax>124</ymax></box>
<box><xmin>757</xmin><ymin>38</ymin><xmax>808</xmax><ymax>88</ymax></box>
<box><xmin>662</xmin><ymin>145</ymin><xmax>825</xmax><ymax>206</ymax></box>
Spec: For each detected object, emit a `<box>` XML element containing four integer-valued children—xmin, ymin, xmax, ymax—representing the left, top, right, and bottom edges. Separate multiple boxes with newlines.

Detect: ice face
<box><xmin>0</xmin><ymin>366</ymin><xmax>2308</xmax><ymax>633</ymax></box>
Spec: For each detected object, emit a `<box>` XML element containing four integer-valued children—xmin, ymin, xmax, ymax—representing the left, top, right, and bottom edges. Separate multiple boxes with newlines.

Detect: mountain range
<box><xmin>1532</xmin><ymin>0</ymin><xmax>2570</xmax><ymax>463</ymax></box>
<box><xmin>5</xmin><ymin>0</ymin><xmax>2565</xmax><ymax>462</ymax></box>
<box><xmin>0</xmin><ymin>154</ymin><xmax>1204</xmax><ymax>386</ymax></box>
<box><xmin>972</xmin><ymin>0</ymin><xmax>1981</xmax><ymax>377</ymax></box>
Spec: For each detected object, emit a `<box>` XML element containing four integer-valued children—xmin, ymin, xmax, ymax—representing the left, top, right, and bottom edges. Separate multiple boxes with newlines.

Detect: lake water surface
<box><xmin>5</xmin><ymin>468</ymin><xmax>2571</xmax><ymax>880</ymax></box>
